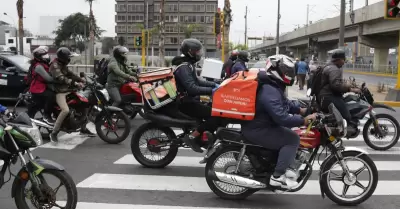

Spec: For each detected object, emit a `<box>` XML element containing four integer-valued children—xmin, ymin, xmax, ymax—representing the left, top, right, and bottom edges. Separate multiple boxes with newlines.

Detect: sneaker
<box><xmin>182</xmin><ymin>135</ymin><xmax>203</xmax><ymax>153</ymax></box>
<box><xmin>43</xmin><ymin>116</ymin><xmax>55</xmax><ymax>125</ymax></box>
<box><xmin>285</xmin><ymin>169</ymin><xmax>299</xmax><ymax>181</ymax></box>
<box><xmin>50</xmin><ymin>132</ymin><xmax>59</xmax><ymax>144</ymax></box>
<box><xmin>80</xmin><ymin>128</ymin><xmax>96</xmax><ymax>137</ymax></box>
<box><xmin>270</xmin><ymin>175</ymin><xmax>299</xmax><ymax>189</ymax></box>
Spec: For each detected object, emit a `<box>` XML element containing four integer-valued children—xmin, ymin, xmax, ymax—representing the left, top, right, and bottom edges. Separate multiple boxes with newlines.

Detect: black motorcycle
<box><xmin>296</xmin><ymin>78</ymin><xmax>400</xmax><ymax>151</ymax></box>
<box><xmin>0</xmin><ymin>111</ymin><xmax>77</xmax><ymax>208</ymax></box>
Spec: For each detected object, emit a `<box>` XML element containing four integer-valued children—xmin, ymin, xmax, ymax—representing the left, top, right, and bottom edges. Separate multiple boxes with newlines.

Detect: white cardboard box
<box><xmin>200</xmin><ymin>58</ymin><xmax>223</xmax><ymax>79</ymax></box>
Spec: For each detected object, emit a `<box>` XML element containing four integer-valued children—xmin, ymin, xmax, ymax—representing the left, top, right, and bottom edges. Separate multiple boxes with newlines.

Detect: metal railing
<box><xmin>313</xmin><ymin>62</ymin><xmax>398</xmax><ymax>75</ymax></box>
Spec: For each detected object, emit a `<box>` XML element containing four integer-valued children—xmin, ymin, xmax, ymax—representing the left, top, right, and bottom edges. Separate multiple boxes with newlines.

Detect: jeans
<box><xmin>28</xmin><ymin>89</ymin><xmax>55</xmax><ymax>118</ymax></box>
<box><xmin>53</xmin><ymin>92</ymin><xmax>70</xmax><ymax>133</ymax></box>
<box><xmin>107</xmin><ymin>86</ymin><xmax>122</xmax><ymax>107</ymax></box>
<box><xmin>298</xmin><ymin>74</ymin><xmax>306</xmax><ymax>90</ymax></box>
<box><xmin>320</xmin><ymin>95</ymin><xmax>352</xmax><ymax>123</ymax></box>
<box><xmin>245</xmin><ymin>126</ymin><xmax>300</xmax><ymax>177</ymax></box>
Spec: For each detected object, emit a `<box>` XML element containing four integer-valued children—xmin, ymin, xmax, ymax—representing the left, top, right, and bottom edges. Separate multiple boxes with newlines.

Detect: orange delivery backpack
<box><xmin>138</xmin><ymin>68</ymin><xmax>178</xmax><ymax>110</ymax></box>
<box><xmin>211</xmin><ymin>68</ymin><xmax>261</xmax><ymax>120</ymax></box>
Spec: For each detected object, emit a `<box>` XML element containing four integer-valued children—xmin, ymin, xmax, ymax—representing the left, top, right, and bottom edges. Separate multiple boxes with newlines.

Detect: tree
<box><xmin>16</xmin><ymin>0</ymin><xmax>24</xmax><ymax>54</ymax></box>
<box><xmin>118</xmin><ymin>36</ymin><xmax>125</xmax><ymax>46</ymax></box>
<box><xmin>181</xmin><ymin>24</ymin><xmax>201</xmax><ymax>38</ymax></box>
<box><xmin>233</xmin><ymin>44</ymin><xmax>248</xmax><ymax>51</ymax></box>
<box><xmin>53</xmin><ymin>12</ymin><xmax>103</xmax><ymax>47</ymax></box>
<box><xmin>223</xmin><ymin>0</ymin><xmax>232</xmax><ymax>61</ymax></box>
<box><xmin>102</xmin><ymin>37</ymin><xmax>116</xmax><ymax>54</ymax></box>
<box><xmin>158</xmin><ymin>0</ymin><xmax>165</xmax><ymax>66</ymax></box>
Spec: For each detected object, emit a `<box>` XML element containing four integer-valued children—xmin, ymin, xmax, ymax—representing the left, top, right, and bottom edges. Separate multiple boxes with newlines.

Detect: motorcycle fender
<box><xmin>373</xmin><ymin>103</ymin><xmax>396</xmax><ymax>112</ymax></box>
<box><xmin>343</xmin><ymin>147</ymin><xmax>369</xmax><ymax>155</ymax></box>
<box><xmin>11</xmin><ymin>159</ymin><xmax>65</xmax><ymax>197</ymax></box>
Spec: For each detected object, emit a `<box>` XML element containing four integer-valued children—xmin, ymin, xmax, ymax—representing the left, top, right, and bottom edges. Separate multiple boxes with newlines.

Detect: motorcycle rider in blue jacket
<box><xmin>241</xmin><ymin>55</ymin><xmax>317</xmax><ymax>189</ymax></box>
<box><xmin>230</xmin><ymin>51</ymin><xmax>249</xmax><ymax>75</ymax></box>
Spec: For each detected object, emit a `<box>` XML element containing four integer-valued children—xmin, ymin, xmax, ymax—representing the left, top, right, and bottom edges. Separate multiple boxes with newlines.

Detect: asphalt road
<box><xmin>344</xmin><ymin>72</ymin><xmax>397</xmax><ymax>87</ymax></box>
<box><xmin>1</xmin><ymin>98</ymin><xmax>400</xmax><ymax>209</ymax></box>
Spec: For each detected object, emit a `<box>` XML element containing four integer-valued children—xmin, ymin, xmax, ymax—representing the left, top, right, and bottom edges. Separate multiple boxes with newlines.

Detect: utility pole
<box><xmin>365</xmin><ymin>0</ymin><xmax>368</xmax><ymax>6</ymax></box>
<box><xmin>146</xmin><ymin>2</ymin><xmax>149</xmax><ymax>66</ymax></box>
<box><xmin>306</xmin><ymin>4</ymin><xmax>309</xmax><ymax>26</ymax></box>
<box><xmin>338</xmin><ymin>0</ymin><xmax>345</xmax><ymax>48</ymax></box>
<box><xmin>275</xmin><ymin>0</ymin><xmax>280</xmax><ymax>54</ymax></box>
<box><xmin>244</xmin><ymin>6</ymin><xmax>248</xmax><ymax>46</ymax></box>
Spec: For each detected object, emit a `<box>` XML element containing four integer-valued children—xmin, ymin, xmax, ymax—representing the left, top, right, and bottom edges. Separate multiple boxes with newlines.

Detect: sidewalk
<box><xmin>288</xmin><ymin>87</ymin><xmax>307</xmax><ymax>99</ymax></box>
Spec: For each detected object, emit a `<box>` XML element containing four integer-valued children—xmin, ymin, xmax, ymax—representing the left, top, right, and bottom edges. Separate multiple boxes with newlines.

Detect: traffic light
<box><xmin>213</xmin><ymin>12</ymin><xmax>221</xmax><ymax>35</ymax></box>
<box><xmin>135</xmin><ymin>36</ymin><xmax>142</xmax><ymax>47</ymax></box>
<box><xmin>385</xmin><ymin>0</ymin><xmax>400</xmax><ymax>19</ymax></box>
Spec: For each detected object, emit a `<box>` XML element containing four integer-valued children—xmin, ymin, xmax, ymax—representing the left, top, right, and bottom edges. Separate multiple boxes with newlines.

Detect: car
<box><xmin>0</xmin><ymin>53</ymin><xmax>31</xmax><ymax>100</ymax></box>
<box><xmin>249</xmin><ymin>60</ymin><xmax>267</xmax><ymax>70</ymax></box>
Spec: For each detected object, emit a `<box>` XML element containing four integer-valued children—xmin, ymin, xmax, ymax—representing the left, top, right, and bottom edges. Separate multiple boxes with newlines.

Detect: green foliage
<box><xmin>233</xmin><ymin>44</ymin><xmax>248</xmax><ymax>51</ymax></box>
<box><xmin>53</xmin><ymin>12</ymin><xmax>104</xmax><ymax>47</ymax></box>
<box><xmin>101</xmin><ymin>37</ymin><xmax>116</xmax><ymax>54</ymax></box>
<box><xmin>181</xmin><ymin>24</ymin><xmax>201</xmax><ymax>38</ymax></box>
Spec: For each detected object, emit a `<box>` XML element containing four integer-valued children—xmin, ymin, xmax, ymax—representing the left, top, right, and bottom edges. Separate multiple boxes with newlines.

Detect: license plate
<box><xmin>0</xmin><ymin>79</ymin><xmax>7</xmax><ymax>85</ymax></box>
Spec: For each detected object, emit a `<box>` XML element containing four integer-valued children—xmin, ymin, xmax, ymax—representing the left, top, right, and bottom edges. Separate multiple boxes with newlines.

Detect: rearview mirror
<box><xmin>5</xmin><ymin>66</ymin><xmax>16</xmax><ymax>72</ymax></box>
<box><xmin>306</xmin><ymin>88</ymin><xmax>312</xmax><ymax>97</ymax></box>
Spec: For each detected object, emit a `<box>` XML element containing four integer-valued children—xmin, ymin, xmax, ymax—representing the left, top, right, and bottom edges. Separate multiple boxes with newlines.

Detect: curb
<box><xmin>344</xmin><ymin>70</ymin><xmax>397</xmax><ymax>78</ymax></box>
<box><xmin>375</xmin><ymin>101</ymin><xmax>400</xmax><ymax>107</ymax></box>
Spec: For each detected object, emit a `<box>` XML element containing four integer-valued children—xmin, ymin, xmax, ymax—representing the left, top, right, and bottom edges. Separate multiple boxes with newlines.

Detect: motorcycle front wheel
<box><xmin>14</xmin><ymin>169</ymin><xmax>78</xmax><ymax>209</ymax></box>
<box><xmin>95</xmin><ymin>110</ymin><xmax>131</xmax><ymax>144</ymax></box>
<box><xmin>363</xmin><ymin>113</ymin><xmax>400</xmax><ymax>151</ymax></box>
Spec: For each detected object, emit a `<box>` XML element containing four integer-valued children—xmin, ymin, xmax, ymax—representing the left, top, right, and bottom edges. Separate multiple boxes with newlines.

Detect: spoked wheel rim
<box><xmin>138</xmin><ymin>129</ymin><xmax>172</xmax><ymax>162</ymax></box>
<box><xmin>367</xmin><ymin>118</ymin><xmax>398</xmax><ymax>149</ymax></box>
<box><xmin>211</xmin><ymin>151</ymin><xmax>250</xmax><ymax>195</ymax></box>
<box><xmin>99</xmin><ymin>113</ymin><xmax>127</xmax><ymax>140</ymax></box>
<box><xmin>326</xmin><ymin>156</ymin><xmax>374</xmax><ymax>202</ymax></box>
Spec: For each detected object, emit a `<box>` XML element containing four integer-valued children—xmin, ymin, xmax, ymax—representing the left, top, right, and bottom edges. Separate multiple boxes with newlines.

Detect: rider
<box><xmin>106</xmin><ymin>46</ymin><xmax>137</xmax><ymax>107</ymax></box>
<box><xmin>221</xmin><ymin>50</ymin><xmax>238</xmax><ymax>79</ymax></box>
<box><xmin>241</xmin><ymin>54</ymin><xmax>317</xmax><ymax>189</ymax></box>
<box><xmin>230</xmin><ymin>51</ymin><xmax>249</xmax><ymax>75</ymax></box>
<box><xmin>172</xmin><ymin>38</ymin><xmax>224</xmax><ymax>153</ymax></box>
<box><xmin>318</xmin><ymin>48</ymin><xmax>360</xmax><ymax>137</ymax></box>
<box><xmin>49</xmin><ymin>47</ymin><xmax>95</xmax><ymax>143</ymax></box>
<box><xmin>27</xmin><ymin>46</ymin><xmax>56</xmax><ymax>124</ymax></box>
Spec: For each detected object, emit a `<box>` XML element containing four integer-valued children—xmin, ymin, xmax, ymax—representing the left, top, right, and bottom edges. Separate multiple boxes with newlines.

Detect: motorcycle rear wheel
<box><xmin>95</xmin><ymin>111</ymin><xmax>131</xmax><ymax>144</ymax></box>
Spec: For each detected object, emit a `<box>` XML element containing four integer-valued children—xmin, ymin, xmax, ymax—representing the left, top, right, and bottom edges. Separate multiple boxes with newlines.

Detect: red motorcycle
<box><xmin>117</xmin><ymin>82</ymin><xmax>144</xmax><ymax>119</ymax></box>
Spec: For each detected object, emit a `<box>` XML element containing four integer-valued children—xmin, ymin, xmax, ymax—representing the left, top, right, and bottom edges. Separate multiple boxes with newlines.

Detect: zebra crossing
<box><xmin>68</xmin><ymin>120</ymin><xmax>400</xmax><ymax>208</ymax></box>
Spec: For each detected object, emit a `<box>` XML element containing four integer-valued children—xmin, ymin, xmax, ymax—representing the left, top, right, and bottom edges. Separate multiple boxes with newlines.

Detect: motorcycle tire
<box><xmin>320</xmin><ymin>150</ymin><xmax>378</xmax><ymax>206</ymax></box>
<box><xmin>130</xmin><ymin>122</ymin><xmax>178</xmax><ymax>168</ymax></box>
<box><xmin>14</xmin><ymin>169</ymin><xmax>78</xmax><ymax>209</ymax></box>
<box><xmin>363</xmin><ymin>113</ymin><xmax>400</xmax><ymax>151</ymax></box>
<box><xmin>95</xmin><ymin>111</ymin><xmax>131</xmax><ymax>144</ymax></box>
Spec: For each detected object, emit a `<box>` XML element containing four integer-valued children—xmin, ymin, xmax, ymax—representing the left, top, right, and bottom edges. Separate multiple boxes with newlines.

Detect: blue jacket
<box><xmin>230</xmin><ymin>61</ymin><xmax>246</xmax><ymax>75</ymax></box>
<box><xmin>0</xmin><ymin>105</ymin><xmax>6</xmax><ymax>114</ymax></box>
<box><xmin>296</xmin><ymin>61</ymin><xmax>309</xmax><ymax>74</ymax></box>
<box><xmin>241</xmin><ymin>73</ymin><xmax>304</xmax><ymax>139</ymax></box>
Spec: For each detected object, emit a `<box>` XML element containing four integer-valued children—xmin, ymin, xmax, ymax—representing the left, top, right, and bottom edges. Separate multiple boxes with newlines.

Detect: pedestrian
<box><xmin>296</xmin><ymin>58</ymin><xmax>309</xmax><ymax>90</ymax></box>
<box><xmin>294</xmin><ymin>58</ymin><xmax>299</xmax><ymax>85</ymax></box>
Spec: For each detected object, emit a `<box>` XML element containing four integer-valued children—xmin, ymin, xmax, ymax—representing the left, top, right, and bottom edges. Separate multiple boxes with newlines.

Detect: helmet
<box><xmin>113</xmin><ymin>46</ymin><xmax>129</xmax><ymax>63</ymax></box>
<box><xmin>266</xmin><ymin>54</ymin><xmax>296</xmax><ymax>86</ymax></box>
<box><xmin>180</xmin><ymin>38</ymin><xmax>203</xmax><ymax>62</ymax></box>
<box><xmin>331</xmin><ymin>48</ymin><xmax>346</xmax><ymax>61</ymax></box>
<box><xmin>237</xmin><ymin>51</ymin><xmax>250</xmax><ymax>62</ymax></box>
<box><xmin>230</xmin><ymin>50</ymin><xmax>239</xmax><ymax>60</ymax></box>
<box><xmin>56</xmin><ymin>47</ymin><xmax>72</xmax><ymax>65</ymax></box>
<box><xmin>32</xmin><ymin>46</ymin><xmax>50</xmax><ymax>63</ymax></box>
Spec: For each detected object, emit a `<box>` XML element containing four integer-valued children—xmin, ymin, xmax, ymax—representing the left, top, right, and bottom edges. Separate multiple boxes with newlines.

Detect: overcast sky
<box><xmin>1</xmin><ymin>0</ymin><xmax>382</xmax><ymax>46</ymax></box>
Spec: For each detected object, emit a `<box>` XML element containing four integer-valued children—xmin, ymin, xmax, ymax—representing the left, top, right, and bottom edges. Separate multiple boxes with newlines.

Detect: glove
<box><xmin>0</xmin><ymin>105</ymin><xmax>7</xmax><ymax>114</ymax></box>
<box><xmin>215</xmin><ymin>84</ymin><xmax>220</xmax><ymax>88</ymax></box>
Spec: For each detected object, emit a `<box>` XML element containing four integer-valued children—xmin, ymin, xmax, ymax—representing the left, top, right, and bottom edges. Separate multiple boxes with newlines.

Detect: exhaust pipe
<box><xmin>212</xmin><ymin>171</ymin><xmax>266</xmax><ymax>189</ymax></box>
<box><xmin>31</xmin><ymin>119</ymin><xmax>53</xmax><ymax>130</ymax></box>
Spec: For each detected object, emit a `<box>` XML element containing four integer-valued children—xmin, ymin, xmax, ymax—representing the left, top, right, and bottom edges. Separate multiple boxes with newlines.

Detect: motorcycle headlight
<box><xmin>18</xmin><ymin>123</ymin><xmax>43</xmax><ymax>146</ymax></box>
<box><xmin>99</xmin><ymin>89</ymin><xmax>110</xmax><ymax>101</ymax></box>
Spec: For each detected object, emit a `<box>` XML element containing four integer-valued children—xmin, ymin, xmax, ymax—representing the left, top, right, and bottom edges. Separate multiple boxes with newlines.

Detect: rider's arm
<box><xmin>65</xmin><ymin>68</ymin><xmax>84</xmax><ymax>83</ymax></box>
<box><xmin>108</xmin><ymin>61</ymin><xmax>130</xmax><ymax>80</ymax></box>
<box><xmin>287</xmin><ymin>99</ymin><xmax>301</xmax><ymax>115</ymax></box>
<box><xmin>50</xmin><ymin>63</ymin><xmax>73</xmax><ymax>85</ymax></box>
<box><xmin>197</xmin><ymin>77</ymin><xmax>217</xmax><ymax>88</ymax></box>
<box><xmin>260</xmin><ymin>85</ymin><xmax>304</xmax><ymax>128</ymax></box>
<box><xmin>175</xmin><ymin>65</ymin><xmax>213</xmax><ymax>96</ymax></box>
<box><xmin>34</xmin><ymin>65</ymin><xmax>54</xmax><ymax>83</ymax></box>
<box><xmin>326</xmin><ymin>66</ymin><xmax>351</xmax><ymax>93</ymax></box>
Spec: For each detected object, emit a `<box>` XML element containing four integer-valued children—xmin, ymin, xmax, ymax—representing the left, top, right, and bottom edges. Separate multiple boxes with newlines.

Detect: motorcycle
<box><xmin>295</xmin><ymin>77</ymin><xmax>400</xmax><ymax>151</ymax></box>
<box><xmin>203</xmin><ymin>104</ymin><xmax>378</xmax><ymax>206</ymax></box>
<box><xmin>118</xmin><ymin>81</ymin><xmax>144</xmax><ymax>119</ymax></box>
<box><xmin>21</xmin><ymin>73</ymin><xmax>131</xmax><ymax>144</ymax></box>
<box><xmin>0</xmin><ymin>111</ymin><xmax>77</xmax><ymax>208</ymax></box>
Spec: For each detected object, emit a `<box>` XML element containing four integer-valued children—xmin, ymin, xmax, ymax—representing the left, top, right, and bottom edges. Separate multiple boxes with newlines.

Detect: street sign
<box><xmin>384</xmin><ymin>0</ymin><xmax>400</xmax><ymax>19</ymax></box>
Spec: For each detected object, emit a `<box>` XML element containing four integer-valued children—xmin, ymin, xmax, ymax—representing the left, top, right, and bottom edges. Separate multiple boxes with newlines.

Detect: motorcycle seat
<box><xmin>143</xmin><ymin>112</ymin><xmax>198</xmax><ymax>128</ymax></box>
<box><xmin>216</xmin><ymin>127</ymin><xmax>259</xmax><ymax>146</ymax></box>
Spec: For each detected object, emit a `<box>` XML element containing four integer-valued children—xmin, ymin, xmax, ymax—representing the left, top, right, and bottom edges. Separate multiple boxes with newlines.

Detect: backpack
<box><xmin>224</xmin><ymin>60</ymin><xmax>235</xmax><ymax>78</ymax></box>
<box><xmin>95</xmin><ymin>58</ymin><xmax>110</xmax><ymax>85</ymax></box>
<box><xmin>308</xmin><ymin>65</ymin><xmax>326</xmax><ymax>97</ymax></box>
<box><xmin>25</xmin><ymin>64</ymin><xmax>36</xmax><ymax>86</ymax></box>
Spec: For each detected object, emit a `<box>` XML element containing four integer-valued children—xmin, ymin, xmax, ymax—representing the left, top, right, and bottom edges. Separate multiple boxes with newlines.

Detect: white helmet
<box><xmin>265</xmin><ymin>54</ymin><xmax>296</xmax><ymax>86</ymax></box>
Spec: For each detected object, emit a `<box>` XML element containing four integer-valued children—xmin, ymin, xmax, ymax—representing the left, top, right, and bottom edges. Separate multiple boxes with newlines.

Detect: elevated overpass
<box><xmin>249</xmin><ymin>1</ymin><xmax>399</xmax><ymax>72</ymax></box>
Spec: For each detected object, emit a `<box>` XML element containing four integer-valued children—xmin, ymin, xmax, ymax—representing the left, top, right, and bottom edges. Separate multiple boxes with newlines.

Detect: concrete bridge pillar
<box><xmin>373</xmin><ymin>48</ymin><xmax>389</xmax><ymax>72</ymax></box>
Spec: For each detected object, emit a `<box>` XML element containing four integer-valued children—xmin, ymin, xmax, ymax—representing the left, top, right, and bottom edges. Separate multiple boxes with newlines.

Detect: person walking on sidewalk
<box><xmin>294</xmin><ymin>58</ymin><xmax>299</xmax><ymax>85</ymax></box>
<box><xmin>296</xmin><ymin>58</ymin><xmax>309</xmax><ymax>90</ymax></box>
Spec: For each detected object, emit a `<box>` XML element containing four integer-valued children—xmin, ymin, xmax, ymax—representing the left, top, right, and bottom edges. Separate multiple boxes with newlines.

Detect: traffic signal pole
<box><xmin>221</xmin><ymin>12</ymin><xmax>225</xmax><ymax>62</ymax></box>
<box><xmin>141</xmin><ymin>30</ymin><xmax>146</xmax><ymax>66</ymax></box>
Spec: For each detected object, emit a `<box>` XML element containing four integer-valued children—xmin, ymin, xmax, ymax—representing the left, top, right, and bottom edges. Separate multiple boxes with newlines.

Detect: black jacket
<box><xmin>172</xmin><ymin>56</ymin><xmax>216</xmax><ymax>98</ymax></box>
<box><xmin>319</xmin><ymin>62</ymin><xmax>351</xmax><ymax>97</ymax></box>
<box><xmin>221</xmin><ymin>59</ymin><xmax>234</xmax><ymax>78</ymax></box>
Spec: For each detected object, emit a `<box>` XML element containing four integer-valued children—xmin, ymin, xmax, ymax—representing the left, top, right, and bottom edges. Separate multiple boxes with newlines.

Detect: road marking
<box><xmin>38</xmin><ymin>132</ymin><xmax>89</xmax><ymax>150</ymax></box>
<box><xmin>76</xmin><ymin>173</ymin><xmax>397</xmax><ymax>195</ymax></box>
<box><xmin>114</xmin><ymin>155</ymin><xmax>400</xmax><ymax>170</ymax></box>
<box><xmin>57</xmin><ymin>202</ymin><xmax>242</xmax><ymax>209</ymax></box>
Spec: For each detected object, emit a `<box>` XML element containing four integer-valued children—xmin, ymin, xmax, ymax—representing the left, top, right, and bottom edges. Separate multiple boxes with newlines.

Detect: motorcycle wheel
<box><xmin>95</xmin><ymin>111</ymin><xmax>131</xmax><ymax>144</ymax></box>
<box><xmin>363</xmin><ymin>113</ymin><xmax>400</xmax><ymax>151</ymax></box>
<box><xmin>130</xmin><ymin>122</ymin><xmax>178</xmax><ymax>168</ymax></box>
<box><xmin>320</xmin><ymin>150</ymin><xmax>378</xmax><ymax>206</ymax></box>
<box><xmin>14</xmin><ymin>169</ymin><xmax>78</xmax><ymax>209</ymax></box>
<box><xmin>205</xmin><ymin>146</ymin><xmax>258</xmax><ymax>200</ymax></box>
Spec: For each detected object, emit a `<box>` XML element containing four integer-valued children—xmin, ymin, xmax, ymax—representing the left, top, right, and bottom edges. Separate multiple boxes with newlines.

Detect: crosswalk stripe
<box><xmin>58</xmin><ymin>202</ymin><xmax>242</xmax><ymax>209</ymax></box>
<box><xmin>113</xmin><ymin>155</ymin><xmax>400</xmax><ymax>171</ymax></box>
<box><xmin>76</xmin><ymin>173</ymin><xmax>397</xmax><ymax>195</ymax></box>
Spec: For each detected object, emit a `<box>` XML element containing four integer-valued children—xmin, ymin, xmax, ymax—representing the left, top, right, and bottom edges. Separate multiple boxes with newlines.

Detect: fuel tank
<box><xmin>293</xmin><ymin>127</ymin><xmax>321</xmax><ymax>148</ymax></box>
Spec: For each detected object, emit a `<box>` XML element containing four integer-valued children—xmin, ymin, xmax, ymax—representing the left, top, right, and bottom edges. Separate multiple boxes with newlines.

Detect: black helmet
<box><xmin>32</xmin><ymin>46</ymin><xmax>50</xmax><ymax>64</ymax></box>
<box><xmin>113</xmin><ymin>46</ymin><xmax>129</xmax><ymax>63</ymax></box>
<box><xmin>331</xmin><ymin>48</ymin><xmax>346</xmax><ymax>61</ymax></box>
<box><xmin>180</xmin><ymin>38</ymin><xmax>203</xmax><ymax>62</ymax></box>
<box><xmin>237</xmin><ymin>51</ymin><xmax>250</xmax><ymax>62</ymax></box>
<box><xmin>56</xmin><ymin>47</ymin><xmax>72</xmax><ymax>65</ymax></box>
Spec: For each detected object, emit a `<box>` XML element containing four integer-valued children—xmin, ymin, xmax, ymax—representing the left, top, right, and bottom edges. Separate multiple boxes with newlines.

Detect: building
<box><xmin>115</xmin><ymin>0</ymin><xmax>218</xmax><ymax>57</ymax></box>
<box><xmin>0</xmin><ymin>21</ymin><xmax>15</xmax><ymax>46</ymax></box>
<box><xmin>39</xmin><ymin>16</ymin><xmax>65</xmax><ymax>38</ymax></box>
